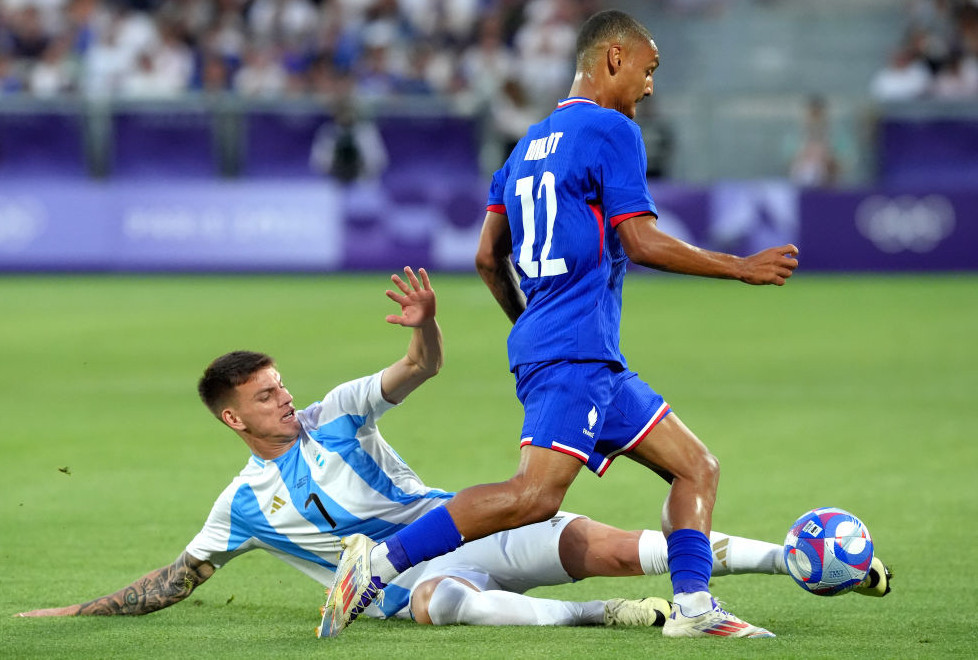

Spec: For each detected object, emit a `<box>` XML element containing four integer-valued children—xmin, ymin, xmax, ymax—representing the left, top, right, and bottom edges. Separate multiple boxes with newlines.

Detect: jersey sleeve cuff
<box><xmin>609</xmin><ymin>210</ymin><xmax>655</xmax><ymax>228</ymax></box>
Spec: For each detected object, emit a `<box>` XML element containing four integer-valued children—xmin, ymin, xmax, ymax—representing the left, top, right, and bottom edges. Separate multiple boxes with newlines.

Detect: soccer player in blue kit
<box><xmin>322</xmin><ymin>10</ymin><xmax>807</xmax><ymax>638</ymax></box>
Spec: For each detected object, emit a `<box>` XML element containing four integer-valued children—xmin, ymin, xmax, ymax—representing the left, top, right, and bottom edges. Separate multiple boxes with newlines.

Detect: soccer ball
<box><xmin>783</xmin><ymin>507</ymin><xmax>874</xmax><ymax>596</ymax></box>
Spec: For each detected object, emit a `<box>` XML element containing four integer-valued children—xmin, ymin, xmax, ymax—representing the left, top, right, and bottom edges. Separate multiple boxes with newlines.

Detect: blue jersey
<box><xmin>487</xmin><ymin>98</ymin><xmax>657</xmax><ymax>371</ymax></box>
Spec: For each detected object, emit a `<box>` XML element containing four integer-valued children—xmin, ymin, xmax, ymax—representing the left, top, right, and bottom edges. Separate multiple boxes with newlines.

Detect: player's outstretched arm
<box><xmin>15</xmin><ymin>551</ymin><xmax>215</xmax><ymax>617</ymax></box>
<box><xmin>617</xmin><ymin>214</ymin><xmax>799</xmax><ymax>285</ymax></box>
<box><xmin>475</xmin><ymin>211</ymin><xmax>525</xmax><ymax>324</ymax></box>
<box><xmin>381</xmin><ymin>266</ymin><xmax>443</xmax><ymax>404</ymax></box>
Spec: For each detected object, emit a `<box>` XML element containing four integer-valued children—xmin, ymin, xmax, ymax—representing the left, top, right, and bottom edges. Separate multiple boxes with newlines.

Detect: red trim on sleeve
<box><xmin>486</xmin><ymin>204</ymin><xmax>507</xmax><ymax>215</ymax></box>
<box><xmin>588</xmin><ymin>202</ymin><xmax>605</xmax><ymax>266</ymax></box>
<box><xmin>609</xmin><ymin>210</ymin><xmax>653</xmax><ymax>228</ymax></box>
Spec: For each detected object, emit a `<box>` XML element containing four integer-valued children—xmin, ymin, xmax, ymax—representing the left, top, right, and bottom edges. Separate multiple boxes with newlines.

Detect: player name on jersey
<box><xmin>524</xmin><ymin>132</ymin><xmax>564</xmax><ymax>161</ymax></box>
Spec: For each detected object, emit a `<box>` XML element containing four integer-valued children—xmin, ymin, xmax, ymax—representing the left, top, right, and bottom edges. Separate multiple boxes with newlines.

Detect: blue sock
<box><xmin>385</xmin><ymin>505</ymin><xmax>463</xmax><ymax>573</ymax></box>
<box><xmin>666</xmin><ymin>528</ymin><xmax>713</xmax><ymax>595</ymax></box>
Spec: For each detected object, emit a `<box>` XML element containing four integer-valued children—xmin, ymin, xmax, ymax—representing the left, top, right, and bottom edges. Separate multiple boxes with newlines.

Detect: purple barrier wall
<box><xmin>0</xmin><ymin>112</ymin><xmax>87</xmax><ymax>179</ymax></box>
<box><xmin>0</xmin><ymin>181</ymin><xmax>342</xmax><ymax>271</ymax></box>
<box><xmin>112</xmin><ymin>110</ymin><xmax>219</xmax><ymax>179</ymax></box>
<box><xmin>880</xmin><ymin>119</ymin><xmax>978</xmax><ymax>188</ymax></box>
<box><xmin>799</xmin><ymin>188</ymin><xmax>978</xmax><ymax>271</ymax></box>
<box><xmin>242</xmin><ymin>110</ymin><xmax>326</xmax><ymax>179</ymax></box>
<box><xmin>0</xmin><ymin>179</ymin><xmax>974</xmax><ymax>272</ymax></box>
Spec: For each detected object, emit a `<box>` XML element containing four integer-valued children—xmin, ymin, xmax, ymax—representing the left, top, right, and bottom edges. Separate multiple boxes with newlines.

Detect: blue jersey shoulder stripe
<box><xmin>228</xmin><ymin>485</ymin><xmax>334</xmax><ymax>569</ymax></box>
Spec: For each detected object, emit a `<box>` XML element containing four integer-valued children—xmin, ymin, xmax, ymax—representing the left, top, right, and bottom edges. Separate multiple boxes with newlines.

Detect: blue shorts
<box><xmin>514</xmin><ymin>360</ymin><xmax>671</xmax><ymax>476</ymax></box>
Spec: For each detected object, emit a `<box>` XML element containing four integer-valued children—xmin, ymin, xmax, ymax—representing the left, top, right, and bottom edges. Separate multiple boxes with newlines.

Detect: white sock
<box><xmin>369</xmin><ymin>542</ymin><xmax>397</xmax><ymax>584</ymax></box>
<box><xmin>673</xmin><ymin>590</ymin><xmax>713</xmax><ymax>617</ymax></box>
<box><xmin>709</xmin><ymin>532</ymin><xmax>785</xmax><ymax>575</ymax></box>
<box><xmin>638</xmin><ymin>530</ymin><xmax>786</xmax><ymax>577</ymax></box>
<box><xmin>426</xmin><ymin>578</ymin><xmax>605</xmax><ymax>626</ymax></box>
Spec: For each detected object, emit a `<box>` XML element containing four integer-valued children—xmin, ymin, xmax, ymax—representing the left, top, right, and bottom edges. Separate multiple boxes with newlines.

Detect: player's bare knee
<box><xmin>512</xmin><ymin>479</ymin><xmax>563</xmax><ymax>524</ymax></box>
<box><xmin>699</xmin><ymin>451</ymin><xmax>720</xmax><ymax>487</ymax></box>
<box><xmin>409</xmin><ymin>577</ymin><xmax>443</xmax><ymax>625</ymax></box>
<box><xmin>494</xmin><ymin>479</ymin><xmax>561</xmax><ymax>527</ymax></box>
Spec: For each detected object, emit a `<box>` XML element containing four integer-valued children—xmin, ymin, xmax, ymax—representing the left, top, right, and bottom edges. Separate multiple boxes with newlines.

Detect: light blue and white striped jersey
<box><xmin>186</xmin><ymin>370</ymin><xmax>453</xmax><ymax>618</ymax></box>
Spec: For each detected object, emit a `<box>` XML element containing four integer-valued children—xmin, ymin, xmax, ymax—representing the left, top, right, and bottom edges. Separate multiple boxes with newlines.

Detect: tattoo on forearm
<box><xmin>75</xmin><ymin>553</ymin><xmax>211</xmax><ymax>616</ymax></box>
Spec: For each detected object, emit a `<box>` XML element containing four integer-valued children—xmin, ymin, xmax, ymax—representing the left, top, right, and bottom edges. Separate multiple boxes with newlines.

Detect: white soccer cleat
<box><xmin>604</xmin><ymin>597</ymin><xmax>671</xmax><ymax>627</ymax></box>
<box><xmin>316</xmin><ymin>534</ymin><xmax>384</xmax><ymax>638</ymax></box>
<box><xmin>853</xmin><ymin>556</ymin><xmax>892</xmax><ymax>597</ymax></box>
<box><xmin>662</xmin><ymin>600</ymin><xmax>775</xmax><ymax>638</ymax></box>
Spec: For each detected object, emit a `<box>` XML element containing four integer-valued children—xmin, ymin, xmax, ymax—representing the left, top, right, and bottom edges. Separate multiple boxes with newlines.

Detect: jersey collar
<box><xmin>556</xmin><ymin>97</ymin><xmax>598</xmax><ymax>109</ymax></box>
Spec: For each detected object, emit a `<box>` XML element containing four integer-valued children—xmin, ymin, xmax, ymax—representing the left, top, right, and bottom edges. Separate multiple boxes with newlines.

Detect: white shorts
<box><xmin>376</xmin><ymin>512</ymin><xmax>586</xmax><ymax>619</ymax></box>
<box><xmin>412</xmin><ymin>511</ymin><xmax>584</xmax><ymax>592</ymax></box>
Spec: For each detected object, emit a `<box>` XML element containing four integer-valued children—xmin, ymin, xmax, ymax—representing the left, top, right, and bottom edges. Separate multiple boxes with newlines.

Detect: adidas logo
<box><xmin>271</xmin><ymin>495</ymin><xmax>286</xmax><ymax>514</ymax></box>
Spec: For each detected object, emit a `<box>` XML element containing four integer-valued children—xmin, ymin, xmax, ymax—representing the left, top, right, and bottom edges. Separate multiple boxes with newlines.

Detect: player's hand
<box><xmin>15</xmin><ymin>606</ymin><xmax>77</xmax><ymax>617</ymax></box>
<box><xmin>740</xmin><ymin>244</ymin><xmax>799</xmax><ymax>286</ymax></box>
<box><xmin>386</xmin><ymin>267</ymin><xmax>436</xmax><ymax>327</ymax></box>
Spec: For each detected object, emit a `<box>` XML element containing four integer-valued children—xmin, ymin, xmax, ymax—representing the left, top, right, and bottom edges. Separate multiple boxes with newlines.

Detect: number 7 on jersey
<box><xmin>515</xmin><ymin>173</ymin><xmax>568</xmax><ymax>278</ymax></box>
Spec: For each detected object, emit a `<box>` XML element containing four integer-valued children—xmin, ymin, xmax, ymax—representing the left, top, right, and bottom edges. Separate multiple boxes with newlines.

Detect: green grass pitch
<box><xmin>1</xmin><ymin>272</ymin><xmax>975</xmax><ymax>658</ymax></box>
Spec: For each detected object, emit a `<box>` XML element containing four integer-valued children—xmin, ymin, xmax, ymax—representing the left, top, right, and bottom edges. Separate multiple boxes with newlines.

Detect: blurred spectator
<box><xmin>870</xmin><ymin>44</ymin><xmax>933</xmax><ymax>101</ymax></box>
<box><xmin>490</xmin><ymin>76</ymin><xmax>537</xmax><ymax>161</ymax></box>
<box><xmin>459</xmin><ymin>13</ymin><xmax>514</xmax><ymax>101</ymax></box>
<box><xmin>7</xmin><ymin>5</ymin><xmax>52</xmax><ymax>59</ymax></box>
<box><xmin>119</xmin><ymin>40</ymin><xmax>190</xmax><ymax>98</ymax></box>
<box><xmin>931</xmin><ymin>47</ymin><xmax>978</xmax><ymax>98</ymax></box>
<box><xmin>959</xmin><ymin>2</ymin><xmax>978</xmax><ymax>57</ymax></box>
<box><xmin>906</xmin><ymin>0</ymin><xmax>956</xmax><ymax>73</ymax></box>
<box><xmin>197</xmin><ymin>51</ymin><xmax>230</xmax><ymax>92</ymax></box>
<box><xmin>635</xmin><ymin>96</ymin><xmax>674</xmax><ymax>180</ymax></box>
<box><xmin>309</xmin><ymin>90</ymin><xmax>388</xmax><ymax>183</ymax></box>
<box><xmin>232</xmin><ymin>44</ymin><xmax>287</xmax><ymax>96</ymax></box>
<box><xmin>27</xmin><ymin>35</ymin><xmax>75</xmax><ymax>96</ymax></box>
<box><xmin>785</xmin><ymin>95</ymin><xmax>841</xmax><ymax>187</ymax></box>
<box><xmin>395</xmin><ymin>42</ymin><xmax>438</xmax><ymax>94</ymax></box>
<box><xmin>351</xmin><ymin>36</ymin><xmax>399</xmax><ymax>98</ymax></box>
<box><xmin>513</xmin><ymin>0</ymin><xmax>578</xmax><ymax>109</ymax></box>
<box><xmin>0</xmin><ymin>51</ymin><xmax>26</xmax><ymax>93</ymax></box>
<box><xmin>80</xmin><ymin>13</ymin><xmax>132</xmax><ymax>97</ymax></box>
<box><xmin>246</xmin><ymin>0</ymin><xmax>318</xmax><ymax>45</ymax></box>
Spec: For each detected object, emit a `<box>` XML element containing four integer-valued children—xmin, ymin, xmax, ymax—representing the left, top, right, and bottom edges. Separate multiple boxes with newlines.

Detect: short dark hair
<box><xmin>198</xmin><ymin>351</ymin><xmax>275</xmax><ymax>418</ymax></box>
<box><xmin>575</xmin><ymin>10</ymin><xmax>654</xmax><ymax>72</ymax></box>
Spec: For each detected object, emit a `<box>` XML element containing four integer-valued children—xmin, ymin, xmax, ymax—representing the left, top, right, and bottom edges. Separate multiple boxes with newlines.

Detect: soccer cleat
<box><xmin>317</xmin><ymin>534</ymin><xmax>385</xmax><ymax>638</ymax></box>
<box><xmin>853</xmin><ymin>556</ymin><xmax>892</xmax><ymax>597</ymax></box>
<box><xmin>604</xmin><ymin>597</ymin><xmax>671</xmax><ymax>627</ymax></box>
<box><xmin>662</xmin><ymin>600</ymin><xmax>775</xmax><ymax>638</ymax></box>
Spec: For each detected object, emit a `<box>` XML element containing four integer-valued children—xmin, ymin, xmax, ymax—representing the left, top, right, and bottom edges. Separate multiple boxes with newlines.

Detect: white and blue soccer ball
<box><xmin>783</xmin><ymin>507</ymin><xmax>874</xmax><ymax>596</ymax></box>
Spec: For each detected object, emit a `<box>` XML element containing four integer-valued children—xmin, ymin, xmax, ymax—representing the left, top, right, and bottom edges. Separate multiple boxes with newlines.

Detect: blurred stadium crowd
<box><xmin>0</xmin><ymin>0</ymin><xmax>601</xmax><ymax>107</ymax></box>
<box><xmin>4</xmin><ymin>0</ymin><xmax>976</xmax><ymax>103</ymax></box>
<box><xmin>871</xmin><ymin>0</ymin><xmax>978</xmax><ymax>100</ymax></box>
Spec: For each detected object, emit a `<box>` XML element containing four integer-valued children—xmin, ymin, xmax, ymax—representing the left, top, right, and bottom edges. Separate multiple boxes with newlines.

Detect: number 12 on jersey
<box><xmin>515</xmin><ymin>173</ymin><xmax>568</xmax><ymax>278</ymax></box>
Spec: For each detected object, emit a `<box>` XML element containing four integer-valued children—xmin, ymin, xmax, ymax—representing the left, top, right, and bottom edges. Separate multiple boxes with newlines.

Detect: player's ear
<box><xmin>607</xmin><ymin>44</ymin><xmax>623</xmax><ymax>74</ymax></box>
<box><xmin>222</xmin><ymin>408</ymin><xmax>245</xmax><ymax>431</ymax></box>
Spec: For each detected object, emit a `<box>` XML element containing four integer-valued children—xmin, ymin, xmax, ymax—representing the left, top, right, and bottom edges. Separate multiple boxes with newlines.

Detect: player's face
<box><xmin>227</xmin><ymin>367</ymin><xmax>300</xmax><ymax>442</ymax></box>
<box><xmin>616</xmin><ymin>38</ymin><xmax>659</xmax><ymax>119</ymax></box>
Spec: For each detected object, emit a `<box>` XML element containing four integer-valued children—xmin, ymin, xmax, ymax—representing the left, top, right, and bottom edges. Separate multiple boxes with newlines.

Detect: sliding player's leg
<box><xmin>409</xmin><ymin>514</ymin><xmax>667</xmax><ymax>627</ymax></box>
